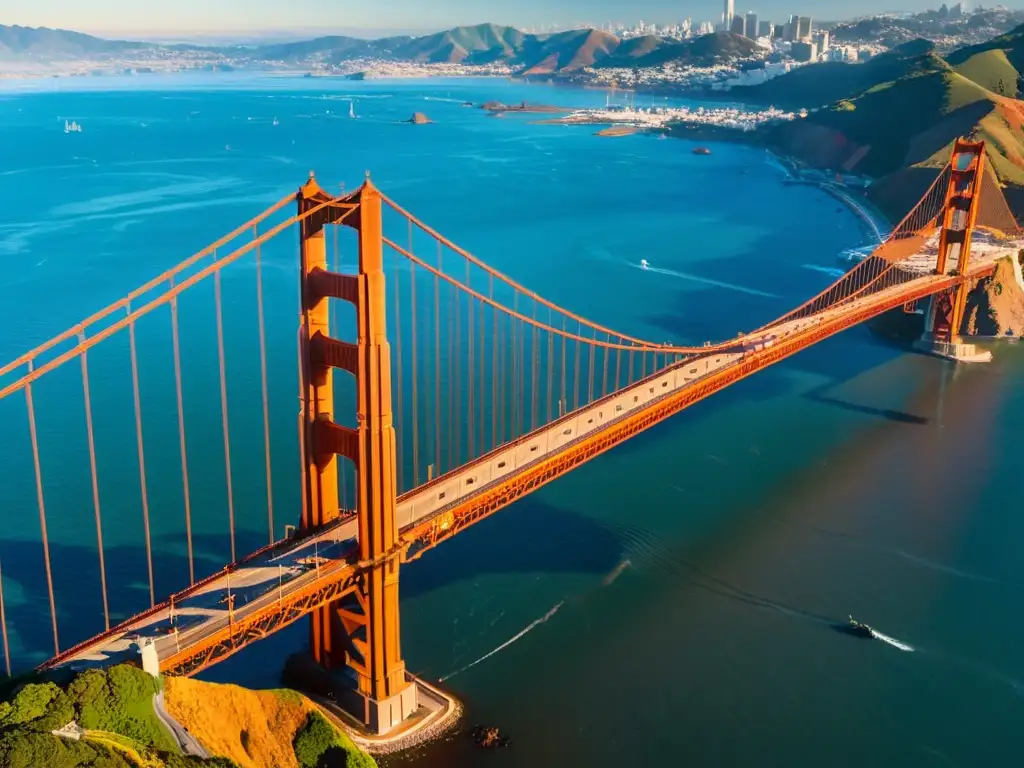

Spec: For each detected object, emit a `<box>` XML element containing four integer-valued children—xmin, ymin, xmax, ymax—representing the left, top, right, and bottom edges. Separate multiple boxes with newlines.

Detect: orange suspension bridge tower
<box><xmin>297</xmin><ymin>177</ymin><xmax>417</xmax><ymax>729</ymax></box>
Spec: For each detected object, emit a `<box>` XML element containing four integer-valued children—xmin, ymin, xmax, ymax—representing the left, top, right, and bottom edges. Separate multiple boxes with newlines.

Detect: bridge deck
<box><xmin>51</xmin><ymin>238</ymin><xmax>1022</xmax><ymax>674</ymax></box>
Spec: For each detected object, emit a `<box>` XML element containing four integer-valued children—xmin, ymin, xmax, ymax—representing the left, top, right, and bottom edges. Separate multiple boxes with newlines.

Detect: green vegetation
<box><xmin>66</xmin><ymin>667</ymin><xmax>173</xmax><ymax>750</ymax></box>
<box><xmin>729</xmin><ymin>24</ymin><xmax>1024</xmax><ymax>221</ymax></box>
<box><xmin>0</xmin><ymin>665</ymin><xmax>237</xmax><ymax>768</ymax></box>
<box><xmin>292</xmin><ymin>711</ymin><xmax>374</xmax><ymax>768</ymax></box>
<box><xmin>735</xmin><ymin>39</ymin><xmax>941</xmax><ymax>109</ymax></box>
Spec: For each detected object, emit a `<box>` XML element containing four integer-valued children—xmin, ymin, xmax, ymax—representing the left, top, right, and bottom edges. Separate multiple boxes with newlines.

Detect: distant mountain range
<box><xmin>0</xmin><ymin>22</ymin><xmax>761</xmax><ymax>72</ymax></box>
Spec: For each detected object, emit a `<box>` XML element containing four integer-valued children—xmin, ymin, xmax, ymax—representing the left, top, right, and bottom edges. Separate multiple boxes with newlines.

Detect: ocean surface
<box><xmin>1</xmin><ymin>74</ymin><xmax>1023</xmax><ymax>767</ymax></box>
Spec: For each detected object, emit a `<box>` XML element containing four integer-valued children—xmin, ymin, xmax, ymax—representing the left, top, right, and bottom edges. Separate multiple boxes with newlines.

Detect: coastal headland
<box><xmin>0</xmin><ymin>663</ymin><xmax>378</xmax><ymax>767</ymax></box>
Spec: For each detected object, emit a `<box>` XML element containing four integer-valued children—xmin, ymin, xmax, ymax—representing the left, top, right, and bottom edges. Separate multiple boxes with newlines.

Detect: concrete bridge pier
<box><xmin>914</xmin><ymin>333</ymin><xmax>993</xmax><ymax>363</ymax></box>
<box><xmin>915</xmin><ymin>295</ymin><xmax>992</xmax><ymax>363</ymax></box>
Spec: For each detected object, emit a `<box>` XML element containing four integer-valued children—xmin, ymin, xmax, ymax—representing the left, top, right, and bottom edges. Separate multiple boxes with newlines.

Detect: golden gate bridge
<box><xmin>0</xmin><ymin>139</ymin><xmax>1021</xmax><ymax>734</ymax></box>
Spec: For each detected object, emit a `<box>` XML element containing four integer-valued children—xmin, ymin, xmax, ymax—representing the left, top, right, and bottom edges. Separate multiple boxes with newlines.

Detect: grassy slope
<box><xmin>165</xmin><ymin>678</ymin><xmax>373</xmax><ymax>768</ymax></box>
<box><xmin>749</xmin><ymin>28</ymin><xmax>1024</xmax><ymax>211</ymax></box>
<box><xmin>734</xmin><ymin>39</ymin><xmax>939</xmax><ymax>109</ymax></box>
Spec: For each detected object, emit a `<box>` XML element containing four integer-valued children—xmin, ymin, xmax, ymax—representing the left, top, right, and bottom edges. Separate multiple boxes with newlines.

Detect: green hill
<box><xmin>0</xmin><ymin>25</ymin><xmax>147</xmax><ymax>59</ymax></box>
<box><xmin>733</xmin><ymin>39</ymin><xmax>940</xmax><ymax>109</ymax></box>
<box><xmin>733</xmin><ymin>26</ymin><xmax>1024</xmax><ymax>219</ymax></box>
<box><xmin>944</xmin><ymin>24</ymin><xmax>1024</xmax><ymax>97</ymax></box>
<box><xmin>599</xmin><ymin>31</ymin><xmax>761</xmax><ymax>69</ymax></box>
<box><xmin>396</xmin><ymin>23</ymin><xmax>527</xmax><ymax>64</ymax></box>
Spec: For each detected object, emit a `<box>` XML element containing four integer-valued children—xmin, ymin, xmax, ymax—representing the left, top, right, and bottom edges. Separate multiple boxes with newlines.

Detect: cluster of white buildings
<box><xmin>560</xmin><ymin>103</ymin><xmax>799</xmax><ymax>132</ymax></box>
<box><xmin>313</xmin><ymin>59</ymin><xmax>514</xmax><ymax>78</ymax></box>
<box><xmin>601</xmin><ymin>19</ymin><xmax>717</xmax><ymax>40</ymax></box>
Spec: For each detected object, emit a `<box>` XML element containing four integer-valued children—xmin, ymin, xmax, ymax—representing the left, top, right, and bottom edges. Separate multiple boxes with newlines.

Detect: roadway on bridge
<box><xmin>54</xmin><ymin>232</ymin><xmax>1023</xmax><ymax>674</ymax></box>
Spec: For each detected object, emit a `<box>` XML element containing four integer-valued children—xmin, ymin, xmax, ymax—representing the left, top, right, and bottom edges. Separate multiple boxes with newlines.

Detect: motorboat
<box><xmin>847</xmin><ymin>615</ymin><xmax>874</xmax><ymax>639</ymax></box>
<box><xmin>640</xmin><ymin>259</ymin><xmax>650</xmax><ymax>270</ymax></box>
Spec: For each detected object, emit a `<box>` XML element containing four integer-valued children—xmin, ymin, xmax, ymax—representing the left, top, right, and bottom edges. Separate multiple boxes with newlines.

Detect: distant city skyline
<box><xmin>1</xmin><ymin>0</ymin><xmax>1011</xmax><ymax>35</ymax></box>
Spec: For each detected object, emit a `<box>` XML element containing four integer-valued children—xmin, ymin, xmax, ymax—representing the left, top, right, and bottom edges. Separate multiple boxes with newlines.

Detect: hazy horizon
<box><xmin>4</xmin><ymin>0</ymin><xmax>1013</xmax><ymax>38</ymax></box>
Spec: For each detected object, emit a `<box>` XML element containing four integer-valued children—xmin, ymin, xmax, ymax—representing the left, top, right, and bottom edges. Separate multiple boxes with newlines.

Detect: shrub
<box><xmin>66</xmin><ymin>665</ymin><xmax>174</xmax><ymax>751</ymax></box>
<box><xmin>0</xmin><ymin>730</ymin><xmax>134</xmax><ymax>768</ymax></box>
<box><xmin>0</xmin><ymin>683</ymin><xmax>72</xmax><ymax>731</ymax></box>
<box><xmin>292</xmin><ymin>711</ymin><xmax>375</xmax><ymax>768</ymax></box>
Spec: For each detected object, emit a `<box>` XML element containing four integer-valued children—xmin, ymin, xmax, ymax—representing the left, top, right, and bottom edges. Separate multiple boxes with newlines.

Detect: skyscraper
<box><xmin>746</xmin><ymin>12</ymin><xmax>759</xmax><ymax>39</ymax></box>
<box><xmin>723</xmin><ymin>0</ymin><xmax>735</xmax><ymax>31</ymax></box>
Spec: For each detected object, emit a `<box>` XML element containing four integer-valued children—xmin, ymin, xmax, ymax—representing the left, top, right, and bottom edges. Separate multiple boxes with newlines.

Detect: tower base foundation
<box><xmin>914</xmin><ymin>334</ymin><xmax>993</xmax><ymax>363</ymax></box>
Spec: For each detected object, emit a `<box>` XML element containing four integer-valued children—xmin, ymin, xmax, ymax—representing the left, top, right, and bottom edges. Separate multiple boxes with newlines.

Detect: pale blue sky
<box><xmin>4</xmin><ymin>0</ymin><xmax>1010</xmax><ymax>35</ymax></box>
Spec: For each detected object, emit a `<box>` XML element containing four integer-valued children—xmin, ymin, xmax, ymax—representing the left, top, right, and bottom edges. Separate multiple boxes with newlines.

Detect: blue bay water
<box><xmin>0</xmin><ymin>74</ymin><xmax>1022</xmax><ymax>766</ymax></box>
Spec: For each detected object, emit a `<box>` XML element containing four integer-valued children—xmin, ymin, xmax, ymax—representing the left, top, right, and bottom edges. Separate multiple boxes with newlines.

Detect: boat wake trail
<box><xmin>438</xmin><ymin>602</ymin><xmax>565</xmax><ymax>683</ymax></box>
<box><xmin>603</xmin><ymin>559</ymin><xmax>631</xmax><ymax>586</ymax></box>
<box><xmin>631</xmin><ymin>262</ymin><xmax>780</xmax><ymax>299</ymax></box>
<box><xmin>802</xmin><ymin>264</ymin><xmax>846</xmax><ymax>279</ymax></box>
<box><xmin>868</xmin><ymin>629</ymin><xmax>914</xmax><ymax>652</ymax></box>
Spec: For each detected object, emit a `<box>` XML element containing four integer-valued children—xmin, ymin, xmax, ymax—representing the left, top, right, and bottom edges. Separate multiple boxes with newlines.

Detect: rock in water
<box><xmin>409</xmin><ymin>112</ymin><xmax>432</xmax><ymax>125</ymax></box>
<box><xmin>471</xmin><ymin>725</ymin><xmax>510</xmax><ymax>748</ymax></box>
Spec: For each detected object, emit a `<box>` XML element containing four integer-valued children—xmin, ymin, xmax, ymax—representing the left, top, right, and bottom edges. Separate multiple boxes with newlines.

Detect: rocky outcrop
<box><xmin>961</xmin><ymin>253</ymin><xmax>1024</xmax><ymax>336</ymax></box>
<box><xmin>408</xmin><ymin>112</ymin><xmax>432</xmax><ymax>125</ymax></box>
<box><xmin>869</xmin><ymin>253</ymin><xmax>1024</xmax><ymax>343</ymax></box>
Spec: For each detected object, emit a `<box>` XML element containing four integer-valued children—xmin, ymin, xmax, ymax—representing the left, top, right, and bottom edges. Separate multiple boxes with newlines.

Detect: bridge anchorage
<box><xmin>3</xmin><ymin>139</ymin><xmax>1021</xmax><ymax>742</ymax></box>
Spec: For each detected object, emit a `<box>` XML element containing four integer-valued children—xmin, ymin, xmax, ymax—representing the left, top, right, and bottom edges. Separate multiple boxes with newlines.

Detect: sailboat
<box><xmin>272</xmin><ymin>117</ymin><xmax>279</xmax><ymax>126</ymax></box>
<box><xmin>64</xmin><ymin>119</ymin><xmax>82</xmax><ymax>134</ymax></box>
<box><xmin>349</xmin><ymin>100</ymin><xmax>356</xmax><ymax>119</ymax></box>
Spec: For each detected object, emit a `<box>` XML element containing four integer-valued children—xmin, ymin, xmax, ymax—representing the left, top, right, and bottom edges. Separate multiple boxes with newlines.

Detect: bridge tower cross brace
<box><xmin>297</xmin><ymin>176</ymin><xmax>417</xmax><ymax>734</ymax></box>
<box><xmin>925</xmin><ymin>139</ymin><xmax>987</xmax><ymax>343</ymax></box>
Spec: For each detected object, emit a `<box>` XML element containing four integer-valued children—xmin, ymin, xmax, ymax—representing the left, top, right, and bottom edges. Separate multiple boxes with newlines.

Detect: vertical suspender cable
<box><xmin>531</xmin><ymin>303</ymin><xmax>539</xmax><ymax>431</ymax></box>
<box><xmin>410</xmin><ymin>261</ymin><xmax>420</xmax><ymax>487</ymax></box>
<box><xmin>497</xmin><ymin>309</ymin><xmax>505</xmax><ymax>445</ymax></box>
<box><xmin>602</xmin><ymin>332</ymin><xmax>610</xmax><ymax>398</ymax></box>
<box><xmin>255</xmin><ymin>228</ymin><xmax>275</xmax><ymax>542</ymax></box>
<box><xmin>466</xmin><ymin>261</ymin><xmax>475</xmax><ymax>461</ymax></box>
<box><xmin>453</xmin><ymin>270</ymin><xmax>461</xmax><ymax>466</ymax></box>
<box><xmin>128</xmin><ymin>314</ymin><xmax>156</xmax><ymax>607</ymax></box>
<box><xmin>479</xmin><ymin>295</ymin><xmax>486</xmax><ymax>455</ymax></box>
<box><xmin>573</xmin><ymin>320</ymin><xmax>581</xmax><ymax>412</ymax></box>
<box><xmin>546</xmin><ymin>308</ymin><xmax>554</xmax><ymax>424</ymax></box>
<box><xmin>335</xmin><ymin>225</ymin><xmax>347</xmax><ymax>511</ymax></box>
<box><xmin>26</xmin><ymin>361</ymin><xmax>59</xmax><ymax>655</ymax></box>
<box><xmin>560</xmin><ymin>317</ymin><xmax>567</xmax><ymax>416</ymax></box>
<box><xmin>491</xmin><ymin>276</ymin><xmax>498</xmax><ymax>450</ymax></box>
<box><xmin>213</xmin><ymin>267</ymin><xmax>237</xmax><ymax>564</ymax></box>
<box><xmin>434</xmin><ymin>242</ymin><xmax>442</xmax><ymax>475</ymax></box>
<box><xmin>79</xmin><ymin>336</ymin><xmax>109</xmax><ymax>630</ymax></box>
<box><xmin>511</xmin><ymin>294</ymin><xmax>519</xmax><ymax>438</ymax></box>
<box><xmin>171</xmin><ymin>284</ymin><xmax>194</xmax><ymax>584</ymax></box>
<box><xmin>587</xmin><ymin>329</ymin><xmax>596</xmax><ymax>407</ymax></box>
<box><xmin>0</xmin><ymin>559</ymin><xmax>10</xmax><ymax>677</ymax></box>
<box><xmin>393</xmin><ymin>226</ymin><xmax>405</xmax><ymax>494</ymax></box>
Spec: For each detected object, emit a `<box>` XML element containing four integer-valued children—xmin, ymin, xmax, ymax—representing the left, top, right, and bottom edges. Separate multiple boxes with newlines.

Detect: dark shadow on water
<box><xmin>804</xmin><ymin>382</ymin><xmax>930</xmax><ymax>425</ymax></box>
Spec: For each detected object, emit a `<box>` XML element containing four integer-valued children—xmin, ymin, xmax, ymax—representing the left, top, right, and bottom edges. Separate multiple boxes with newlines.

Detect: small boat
<box><xmin>693</xmin><ymin>147</ymin><xmax>711</xmax><ymax>156</ymax></box>
<box><xmin>640</xmin><ymin>259</ymin><xmax>650</xmax><ymax>270</ymax></box>
<box><xmin>847</xmin><ymin>615</ymin><xmax>874</xmax><ymax>639</ymax></box>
